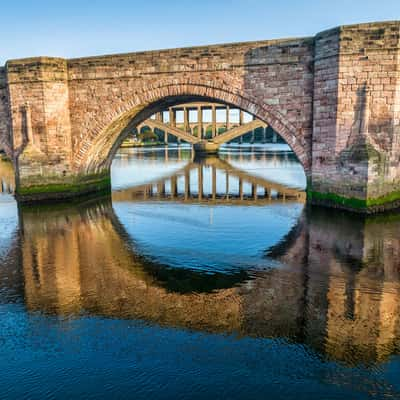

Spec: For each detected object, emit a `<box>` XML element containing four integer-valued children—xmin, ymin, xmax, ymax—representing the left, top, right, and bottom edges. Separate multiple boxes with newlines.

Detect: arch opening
<box><xmin>77</xmin><ymin>84</ymin><xmax>311</xmax><ymax>176</ymax></box>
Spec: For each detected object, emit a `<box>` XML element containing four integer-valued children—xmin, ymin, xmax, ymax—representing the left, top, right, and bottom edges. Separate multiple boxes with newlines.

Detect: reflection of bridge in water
<box><xmin>1</xmin><ymin>198</ymin><xmax>399</xmax><ymax>367</ymax></box>
<box><xmin>113</xmin><ymin>157</ymin><xmax>305</xmax><ymax>204</ymax></box>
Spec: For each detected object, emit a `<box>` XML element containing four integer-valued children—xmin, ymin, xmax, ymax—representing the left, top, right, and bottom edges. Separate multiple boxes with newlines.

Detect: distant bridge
<box><xmin>136</xmin><ymin>102</ymin><xmax>273</xmax><ymax>145</ymax></box>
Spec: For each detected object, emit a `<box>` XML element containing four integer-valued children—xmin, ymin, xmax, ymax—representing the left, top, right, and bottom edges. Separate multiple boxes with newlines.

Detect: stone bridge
<box><xmin>0</xmin><ymin>20</ymin><xmax>399</xmax><ymax>212</ymax></box>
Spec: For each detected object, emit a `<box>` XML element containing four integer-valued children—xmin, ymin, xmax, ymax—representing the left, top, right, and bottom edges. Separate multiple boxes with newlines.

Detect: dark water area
<box><xmin>1</xmin><ymin>145</ymin><xmax>400</xmax><ymax>399</ymax></box>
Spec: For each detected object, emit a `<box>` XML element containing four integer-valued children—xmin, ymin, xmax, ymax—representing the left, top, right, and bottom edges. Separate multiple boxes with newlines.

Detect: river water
<box><xmin>1</xmin><ymin>145</ymin><xmax>400</xmax><ymax>399</ymax></box>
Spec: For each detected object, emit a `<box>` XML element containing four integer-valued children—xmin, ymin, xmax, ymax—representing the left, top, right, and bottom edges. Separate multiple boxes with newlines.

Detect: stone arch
<box><xmin>75</xmin><ymin>81</ymin><xmax>311</xmax><ymax>174</ymax></box>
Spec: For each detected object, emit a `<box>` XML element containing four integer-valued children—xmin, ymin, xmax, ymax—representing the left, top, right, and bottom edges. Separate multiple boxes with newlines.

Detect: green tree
<box><xmin>139</xmin><ymin>129</ymin><xmax>158</xmax><ymax>142</ymax></box>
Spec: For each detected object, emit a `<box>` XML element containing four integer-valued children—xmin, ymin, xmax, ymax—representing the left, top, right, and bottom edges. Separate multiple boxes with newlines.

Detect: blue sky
<box><xmin>0</xmin><ymin>0</ymin><xmax>399</xmax><ymax>64</ymax></box>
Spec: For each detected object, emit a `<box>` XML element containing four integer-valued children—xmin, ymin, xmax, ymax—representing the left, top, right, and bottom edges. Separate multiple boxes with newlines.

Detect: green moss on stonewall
<box><xmin>307</xmin><ymin>190</ymin><xmax>367</xmax><ymax>209</ymax></box>
<box><xmin>16</xmin><ymin>172</ymin><xmax>111</xmax><ymax>201</ymax></box>
<box><xmin>365</xmin><ymin>190</ymin><xmax>400</xmax><ymax>207</ymax></box>
<box><xmin>308</xmin><ymin>189</ymin><xmax>400</xmax><ymax>211</ymax></box>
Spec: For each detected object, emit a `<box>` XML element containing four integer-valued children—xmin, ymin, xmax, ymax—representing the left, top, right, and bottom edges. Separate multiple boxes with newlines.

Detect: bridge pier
<box><xmin>184</xmin><ymin>108</ymin><xmax>190</xmax><ymax>133</ymax></box>
<box><xmin>212</xmin><ymin>106</ymin><xmax>217</xmax><ymax>138</ymax></box>
<box><xmin>193</xmin><ymin>141</ymin><xmax>220</xmax><ymax>155</ymax></box>
<box><xmin>197</xmin><ymin>107</ymin><xmax>203</xmax><ymax>140</ymax></box>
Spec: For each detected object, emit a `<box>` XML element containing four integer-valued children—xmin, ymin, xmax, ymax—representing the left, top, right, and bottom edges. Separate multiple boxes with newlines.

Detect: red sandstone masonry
<box><xmin>5</xmin><ymin>58</ymin><xmax>74</xmax><ymax>181</ymax></box>
<box><xmin>0</xmin><ymin>67</ymin><xmax>11</xmax><ymax>158</ymax></box>
<box><xmin>338</xmin><ymin>23</ymin><xmax>400</xmax><ymax>200</ymax></box>
<box><xmin>312</xmin><ymin>21</ymin><xmax>400</xmax><ymax>201</ymax></box>
<box><xmin>65</xmin><ymin>38</ymin><xmax>314</xmax><ymax>172</ymax></box>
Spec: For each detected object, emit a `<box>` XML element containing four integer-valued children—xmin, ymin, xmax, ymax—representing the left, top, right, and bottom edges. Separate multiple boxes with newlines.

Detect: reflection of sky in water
<box><xmin>112</xmin><ymin>147</ymin><xmax>189</xmax><ymax>190</ymax></box>
<box><xmin>113</xmin><ymin>202</ymin><xmax>304</xmax><ymax>273</ymax></box>
<box><xmin>0</xmin><ymin>195</ymin><xmax>18</xmax><ymax>259</ymax></box>
<box><xmin>226</xmin><ymin>159</ymin><xmax>306</xmax><ymax>190</ymax></box>
<box><xmin>221</xmin><ymin>145</ymin><xmax>306</xmax><ymax>190</ymax></box>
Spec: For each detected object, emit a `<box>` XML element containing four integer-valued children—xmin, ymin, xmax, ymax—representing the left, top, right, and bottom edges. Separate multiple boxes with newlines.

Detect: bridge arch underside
<box><xmin>78</xmin><ymin>87</ymin><xmax>310</xmax><ymax>176</ymax></box>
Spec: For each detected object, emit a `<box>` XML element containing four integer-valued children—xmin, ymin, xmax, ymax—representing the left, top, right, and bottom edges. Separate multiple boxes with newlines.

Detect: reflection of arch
<box><xmin>77</xmin><ymin>82</ymin><xmax>310</xmax><ymax>174</ymax></box>
<box><xmin>110</xmin><ymin>209</ymin><xmax>251</xmax><ymax>294</ymax></box>
<box><xmin>265</xmin><ymin>212</ymin><xmax>307</xmax><ymax>262</ymax></box>
<box><xmin>15</xmin><ymin>198</ymin><xmax>400</xmax><ymax>365</ymax></box>
<box><xmin>17</xmin><ymin>194</ymin><xmax>305</xmax><ymax>301</ymax></box>
<box><xmin>19</xmin><ymin>199</ymin><xmax>251</xmax><ymax>295</ymax></box>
